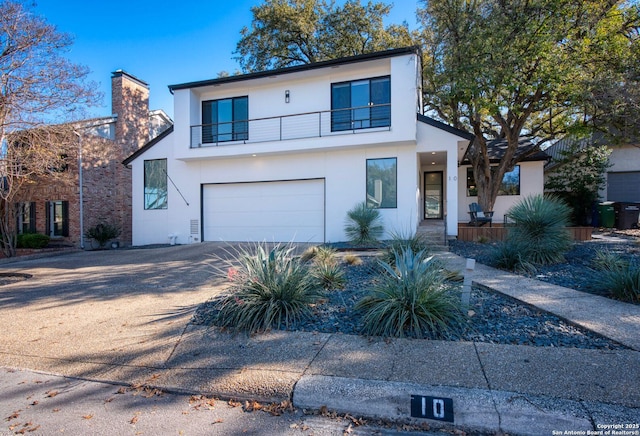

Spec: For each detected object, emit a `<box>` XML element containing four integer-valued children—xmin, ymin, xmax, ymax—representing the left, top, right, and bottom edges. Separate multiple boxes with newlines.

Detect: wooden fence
<box><xmin>457</xmin><ymin>224</ymin><xmax>592</xmax><ymax>242</ymax></box>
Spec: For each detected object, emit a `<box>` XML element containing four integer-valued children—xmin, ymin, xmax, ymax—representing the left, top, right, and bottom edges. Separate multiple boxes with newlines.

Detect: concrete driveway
<box><xmin>0</xmin><ymin>243</ymin><xmax>228</xmax><ymax>384</ymax></box>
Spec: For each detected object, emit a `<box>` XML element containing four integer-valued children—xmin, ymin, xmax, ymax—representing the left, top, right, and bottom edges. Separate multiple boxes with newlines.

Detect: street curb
<box><xmin>293</xmin><ymin>375</ymin><xmax>597</xmax><ymax>436</ymax></box>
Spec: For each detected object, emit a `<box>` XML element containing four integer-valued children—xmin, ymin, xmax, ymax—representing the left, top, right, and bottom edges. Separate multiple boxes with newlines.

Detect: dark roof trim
<box><xmin>417</xmin><ymin>114</ymin><xmax>475</xmax><ymax>141</ymax></box>
<box><xmin>112</xmin><ymin>69</ymin><xmax>149</xmax><ymax>88</ymax></box>
<box><xmin>123</xmin><ymin>126</ymin><xmax>174</xmax><ymax>165</ymax></box>
<box><xmin>460</xmin><ymin>137</ymin><xmax>550</xmax><ymax>164</ymax></box>
<box><xmin>168</xmin><ymin>46</ymin><xmax>421</xmax><ymax>92</ymax></box>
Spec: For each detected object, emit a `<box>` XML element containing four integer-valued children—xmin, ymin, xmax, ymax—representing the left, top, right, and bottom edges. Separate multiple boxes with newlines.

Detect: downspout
<box><xmin>73</xmin><ymin>131</ymin><xmax>85</xmax><ymax>249</ymax></box>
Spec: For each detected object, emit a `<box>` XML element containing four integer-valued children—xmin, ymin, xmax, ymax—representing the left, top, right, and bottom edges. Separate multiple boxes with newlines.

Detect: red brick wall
<box><xmin>20</xmin><ymin>71</ymin><xmax>150</xmax><ymax>248</ymax></box>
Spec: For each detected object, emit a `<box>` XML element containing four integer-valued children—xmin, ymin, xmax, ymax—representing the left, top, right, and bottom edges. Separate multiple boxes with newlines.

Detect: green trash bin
<box><xmin>599</xmin><ymin>202</ymin><xmax>615</xmax><ymax>228</ymax></box>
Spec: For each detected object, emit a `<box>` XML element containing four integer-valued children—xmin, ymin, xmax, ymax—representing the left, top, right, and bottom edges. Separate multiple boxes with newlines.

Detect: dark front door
<box><xmin>424</xmin><ymin>171</ymin><xmax>443</xmax><ymax>219</ymax></box>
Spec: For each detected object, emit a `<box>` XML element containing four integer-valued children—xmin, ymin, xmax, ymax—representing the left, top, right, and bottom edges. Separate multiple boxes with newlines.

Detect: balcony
<box><xmin>190</xmin><ymin>104</ymin><xmax>391</xmax><ymax>148</ymax></box>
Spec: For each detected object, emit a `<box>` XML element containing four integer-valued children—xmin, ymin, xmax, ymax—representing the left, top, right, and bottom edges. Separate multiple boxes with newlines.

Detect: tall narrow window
<box><xmin>202</xmin><ymin>96</ymin><xmax>248</xmax><ymax>143</ymax></box>
<box><xmin>144</xmin><ymin>159</ymin><xmax>168</xmax><ymax>209</ymax></box>
<box><xmin>367</xmin><ymin>157</ymin><xmax>397</xmax><ymax>208</ymax></box>
<box><xmin>331</xmin><ymin>76</ymin><xmax>390</xmax><ymax>132</ymax></box>
<box><xmin>17</xmin><ymin>202</ymin><xmax>36</xmax><ymax>234</ymax></box>
<box><xmin>46</xmin><ymin>201</ymin><xmax>68</xmax><ymax>237</ymax></box>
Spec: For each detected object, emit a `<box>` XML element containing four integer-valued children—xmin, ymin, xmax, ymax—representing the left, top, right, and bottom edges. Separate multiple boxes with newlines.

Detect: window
<box><xmin>466</xmin><ymin>166</ymin><xmax>520</xmax><ymax>196</ymax></box>
<box><xmin>46</xmin><ymin>201</ymin><xmax>68</xmax><ymax>237</ymax></box>
<box><xmin>17</xmin><ymin>202</ymin><xmax>36</xmax><ymax>234</ymax></box>
<box><xmin>332</xmin><ymin>76</ymin><xmax>390</xmax><ymax>131</ymax></box>
<box><xmin>202</xmin><ymin>96</ymin><xmax>248</xmax><ymax>143</ymax></box>
<box><xmin>144</xmin><ymin>159</ymin><xmax>168</xmax><ymax>210</ymax></box>
<box><xmin>367</xmin><ymin>157</ymin><xmax>397</xmax><ymax>208</ymax></box>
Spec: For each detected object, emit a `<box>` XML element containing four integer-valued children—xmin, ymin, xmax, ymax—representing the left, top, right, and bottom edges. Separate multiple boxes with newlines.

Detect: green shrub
<box><xmin>355</xmin><ymin>248</ymin><xmax>462</xmax><ymax>338</ymax></box>
<box><xmin>85</xmin><ymin>222</ymin><xmax>121</xmax><ymax>248</ymax></box>
<box><xmin>17</xmin><ymin>233</ymin><xmax>50</xmax><ymax>249</ymax></box>
<box><xmin>214</xmin><ymin>244</ymin><xmax>324</xmax><ymax>333</ymax></box>
<box><xmin>506</xmin><ymin>194</ymin><xmax>572</xmax><ymax>265</ymax></box>
<box><xmin>344</xmin><ymin>202</ymin><xmax>384</xmax><ymax>245</ymax></box>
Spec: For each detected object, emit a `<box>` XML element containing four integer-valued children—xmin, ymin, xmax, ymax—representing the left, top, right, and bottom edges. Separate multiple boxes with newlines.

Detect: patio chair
<box><xmin>468</xmin><ymin>202</ymin><xmax>493</xmax><ymax>227</ymax></box>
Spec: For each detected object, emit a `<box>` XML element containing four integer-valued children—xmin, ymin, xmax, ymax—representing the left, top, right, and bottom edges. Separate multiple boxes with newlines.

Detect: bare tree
<box><xmin>0</xmin><ymin>1</ymin><xmax>99</xmax><ymax>256</ymax></box>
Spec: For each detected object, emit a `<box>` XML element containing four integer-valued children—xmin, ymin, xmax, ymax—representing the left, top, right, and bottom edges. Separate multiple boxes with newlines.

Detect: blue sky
<box><xmin>32</xmin><ymin>0</ymin><xmax>421</xmax><ymax>120</ymax></box>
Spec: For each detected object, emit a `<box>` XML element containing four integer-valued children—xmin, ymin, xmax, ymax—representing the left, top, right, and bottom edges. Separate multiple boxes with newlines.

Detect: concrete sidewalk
<box><xmin>0</xmin><ymin>245</ymin><xmax>638</xmax><ymax>435</ymax></box>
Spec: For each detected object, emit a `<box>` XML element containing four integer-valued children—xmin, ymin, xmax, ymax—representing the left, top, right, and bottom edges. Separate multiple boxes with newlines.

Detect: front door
<box><xmin>424</xmin><ymin>171</ymin><xmax>443</xmax><ymax>219</ymax></box>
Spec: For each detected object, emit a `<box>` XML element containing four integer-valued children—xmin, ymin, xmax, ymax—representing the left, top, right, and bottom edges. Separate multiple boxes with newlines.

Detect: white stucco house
<box><xmin>123</xmin><ymin>47</ymin><xmax>547</xmax><ymax>246</ymax></box>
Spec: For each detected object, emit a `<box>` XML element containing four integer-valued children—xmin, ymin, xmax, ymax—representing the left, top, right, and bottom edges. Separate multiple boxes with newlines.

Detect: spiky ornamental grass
<box><xmin>505</xmin><ymin>194</ymin><xmax>572</xmax><ymax>265</ymax></box>
<box><xmin>214</xmin><ymin>244</ymin><xmax>324</xmax><ymax>334</ymax></box>
<box><xmin>344</xmin><ymin>202</ymin><xmax>384</xmax><ymax>245</ymax></box>
<box><xmin>355</xmin><ymin>248</ymin><xmax>462</xmax><ymax>339</ymax></box>
<box><xmin>591</xmin><ymin>250</ymin><xmax>639</xmax><ymax>303</ymax></box>
<box><xmin>307</xmin><ymin>246</ymin><xmax>346</xmax><ymax>290</ymax></box>
<box><xmin>380</xmin><ymin>229</ymin><xmax>431</xmax><ymax>267</ymax></box>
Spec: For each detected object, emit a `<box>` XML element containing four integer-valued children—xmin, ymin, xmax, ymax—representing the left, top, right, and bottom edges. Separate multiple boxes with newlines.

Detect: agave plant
<box><xmin>505</xmin><ymin>194</ymin><xmax>572</xmax><ymax>265</ymax></box>
<box><xmin>355</xmin><ymin>248</ymin><xmax>462</xmax><ymax>338</ymax></box>
<box><xmin>344</xmin><ymin>202</ymin><xmax>384</xmax><ymax>245</ymax></box>
<box><xmin>380</xmin><ymin>229</ymin><xmax>430</xmax><ymax>266</ymax></box>
<box><xmin>215</xmin><ymin>243</ymin><xmax>324</xmax><ymax>333</ymax></box>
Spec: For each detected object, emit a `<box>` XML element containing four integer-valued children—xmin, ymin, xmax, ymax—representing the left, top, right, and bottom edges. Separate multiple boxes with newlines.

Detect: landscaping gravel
<box><xmin>448</xmin><ymin>235</ymin><xmax>640</xmax><ymax>298</ymax></box>
<box><xmin>193</xmin><ymin>254</ymin><xmax>628</xmax><ymax>351</ymax></box>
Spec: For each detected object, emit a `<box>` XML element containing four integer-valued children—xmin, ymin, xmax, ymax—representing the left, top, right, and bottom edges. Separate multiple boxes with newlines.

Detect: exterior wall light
<box><xmin>285</xmin><ymin>90</ymin><xmax>290</xmax><ymax>103</ymax></box>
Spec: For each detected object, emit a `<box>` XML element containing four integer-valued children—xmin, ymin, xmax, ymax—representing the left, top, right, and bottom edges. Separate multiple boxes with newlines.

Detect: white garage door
<box><xmin>202</xmin><ymin>179</ymin><xmax>325</xmax><ymax>243</ymax></box>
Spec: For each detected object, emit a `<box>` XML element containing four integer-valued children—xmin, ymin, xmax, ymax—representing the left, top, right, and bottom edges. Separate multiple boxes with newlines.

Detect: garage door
<box><xmin>202</xmin><ymin>179</ymin><xmax>325</xmax><ymax>243</ymax></box>
<box><xmin>608</xmin><ymin>172</ymin><xmax>640</xmax><ymax>202</ymax></box>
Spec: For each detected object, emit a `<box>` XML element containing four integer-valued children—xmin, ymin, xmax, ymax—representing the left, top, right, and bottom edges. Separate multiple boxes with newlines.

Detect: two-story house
<box><xmin>124</xmin><ymin>47</ymin><xmax>546</xmax><ymax>245</ymax></box>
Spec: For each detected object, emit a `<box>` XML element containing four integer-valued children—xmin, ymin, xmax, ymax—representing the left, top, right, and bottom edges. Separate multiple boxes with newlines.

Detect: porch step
<box><xmin>416</xmin><ymin>221</ymin><xmax>448</xmax><ymax>252</ymax></box>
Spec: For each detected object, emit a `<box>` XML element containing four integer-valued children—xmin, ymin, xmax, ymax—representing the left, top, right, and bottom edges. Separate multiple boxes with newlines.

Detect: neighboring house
<box><xmin>458</xmin><ymin>138</ymin><xmax>550</xmax><ymax>224</ymax></box>
<box><xmin>16</xmin><ymin>71</ymin><xmax>172</xmax><ymax>248</ymax></box>
<box><xmin>124</xmin><ymin>47</ymin><xmax>547</xmax><ymax>246</ymax></box>
<box><xmin>545</xmin><ymin>132</ymin><xmax>640</xmax><ymax>203</ymax></box>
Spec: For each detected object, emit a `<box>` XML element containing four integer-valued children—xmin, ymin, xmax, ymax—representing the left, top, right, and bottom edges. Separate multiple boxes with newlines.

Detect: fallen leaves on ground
<box><xmin>189</xmin><ymin>395</ymin><xmax>216</xmax><ymax>411</ymax></box>
<box><xmin>12</xmin><ymin>422</ymin><xmax>40</xmax><ymax>434</ymax></box>
<box><xmin>242</xmin><ymin>399</ymin><xmax>294</xmax><ymax>416</ymax></box>
<box><xmin>5</xmin><ymin>410</ymin><xmax>20</xmax><ymax>421</ymax></box>
<box><xmin>45</xmin><ymin>390</ymin><xmax>58</xmax><ymax>398</ymax></box>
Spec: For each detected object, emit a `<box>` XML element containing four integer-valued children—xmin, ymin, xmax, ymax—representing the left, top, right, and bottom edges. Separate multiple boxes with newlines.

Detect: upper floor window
<box><xmin>144</xmin><ymin>159</ymin><xmax>168</xmax><ymax>210</ymax></box>
<box><xmin>331</xmin><ymin>76</ymin><xmax>390</xmax><ymax>132</ymax></box>
<box><xmin>202</xmin><ymin>96</ymin><xmax>248</xmax><ymax>143</ymax></box>
<box><xmin>467</xmin><ymin>165</ymin><xmax>521</xmax><ymax>197</ymax></box>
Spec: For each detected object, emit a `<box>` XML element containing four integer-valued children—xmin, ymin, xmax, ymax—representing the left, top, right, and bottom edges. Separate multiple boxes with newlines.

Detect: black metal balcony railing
<box><xmin>190</xmin><ymin>104</ymin><xmax>391</xmax><ymax>148</ymax></box>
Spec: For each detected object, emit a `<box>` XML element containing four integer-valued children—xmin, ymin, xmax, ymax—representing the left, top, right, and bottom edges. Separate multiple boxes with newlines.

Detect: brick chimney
<box><xmin>111</xmin><ymin>70</ymin><xmax>149</xmax><ymax>156</ymax></box>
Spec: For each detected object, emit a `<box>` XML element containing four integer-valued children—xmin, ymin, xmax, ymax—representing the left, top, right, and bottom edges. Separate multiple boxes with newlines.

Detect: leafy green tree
<box><xmin>545</xmin><ymin>142</ymin><xmax>612</xmax><ymax>226</ymax></box>
<box><xmin>235</xmin><ymin>0</ymin><xmax>417</xmax><ymax>72</ymax></box>
<box><xmin>418</xmin><ymin>0</ymin><xmax>633</xmax><ymax>213</ymax></box>
<box><xmin>576</xmin><ymin>5</ymin><xmax>640</xmax><ymax>142</ymax></box>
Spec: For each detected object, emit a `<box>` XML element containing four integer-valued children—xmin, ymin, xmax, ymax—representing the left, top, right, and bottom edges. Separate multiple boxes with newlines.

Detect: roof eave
<box><xmin>168</xmin><ymin>46</ymin><xmax>421</xmax><ymax>92</ymax></box>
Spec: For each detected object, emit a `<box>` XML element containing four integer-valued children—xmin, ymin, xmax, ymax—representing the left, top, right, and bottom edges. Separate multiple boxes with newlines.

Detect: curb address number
<box><xmin>410</xmin><ymin>395</ymin><xmax>454</xmax><ymax>423</ymax></box>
